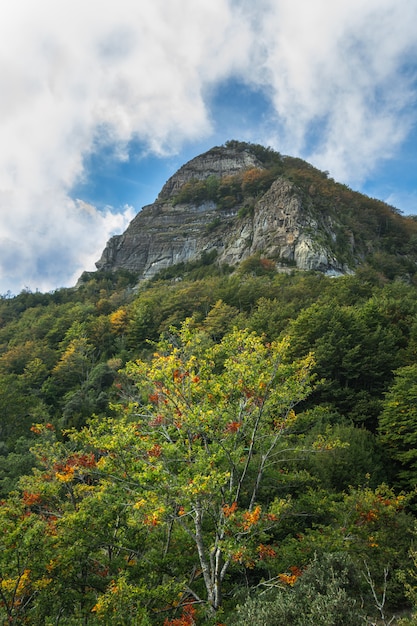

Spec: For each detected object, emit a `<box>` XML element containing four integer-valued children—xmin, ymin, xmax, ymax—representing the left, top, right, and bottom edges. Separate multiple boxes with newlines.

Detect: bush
<box><xmin>231</xmin><ymin>553</ymin><xmax>360</xmax><ymax>626</ymax></box>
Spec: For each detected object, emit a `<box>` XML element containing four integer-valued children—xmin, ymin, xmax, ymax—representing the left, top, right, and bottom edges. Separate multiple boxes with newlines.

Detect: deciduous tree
<box><xmin>73</xmin><ymin>322</ymin><xmax>315</xmax><ymax>614</ymax></box>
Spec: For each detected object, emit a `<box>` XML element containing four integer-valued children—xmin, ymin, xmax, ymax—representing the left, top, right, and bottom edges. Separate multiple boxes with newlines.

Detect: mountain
<box><xmin>2</xmin><ymin>141</ymin><xmax>417</xmax><ymax>624</ymax></box>
<box><xmin>94</xmin><ymin>140</ymin><xmax>417</xmax><ymax>281</ymax></box>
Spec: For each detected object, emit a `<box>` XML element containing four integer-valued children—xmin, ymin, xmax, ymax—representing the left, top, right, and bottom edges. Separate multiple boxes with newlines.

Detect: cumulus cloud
<box><xmin>0</xmin><ymin>0</ymin><xmax>247</xmax><ymax>293</ymax></box>
<box><xmin>244</xmin><ymin>0</ymin><xmax>417</xmax><ymax>181</ymax></box>
<box><xmin>0</xmin><ymin>189</ymin><xmax>135</xmax><ymax>293</ymax></box>
<box><xmin>0</xmin><ymin>0</ymin><xmax>416</xmax><ymax>292</ymax></box>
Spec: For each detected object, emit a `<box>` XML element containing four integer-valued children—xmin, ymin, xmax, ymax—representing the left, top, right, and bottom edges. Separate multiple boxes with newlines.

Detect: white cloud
<box><xmin>0</xmin><ymin>188</ymin><xmax>135</xmax><ymax>293</ymax></box>
<box><xmin>245</xmin><ymin>0</ymin><xmax>417</xmax><ymax>182</ymax></box>
<box><xmin>0</xmin><ymin>0</ymin><xmax>416</xmax><ymax>292</ymax></box>
<box><xmin>0</xmin><ymin>0</ymin><xmax>246</xmax><ymax>293</ymax></box>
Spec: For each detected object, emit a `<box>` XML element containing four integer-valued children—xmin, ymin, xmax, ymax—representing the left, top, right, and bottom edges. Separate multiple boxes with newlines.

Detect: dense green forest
<box><xmin>1</xmin><ymin>255</ymin><xmax>417</xmax><ymax>625</ymax></box>
<box><xmin>3</xmin><ymin>138</ymin><xmax>417</xmax><ymax>624</ymax></box>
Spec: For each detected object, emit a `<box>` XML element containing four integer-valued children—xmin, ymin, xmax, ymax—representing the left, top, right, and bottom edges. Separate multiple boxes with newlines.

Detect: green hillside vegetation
<box><xmin>1</xmin><ymin>261</ymin><xmax>417</xmax><ymax>624</ymax></box>
<box><xmin>2</xmin><ymin>150</ymin><xmax>417</xmax><ymax>622</ymax></box>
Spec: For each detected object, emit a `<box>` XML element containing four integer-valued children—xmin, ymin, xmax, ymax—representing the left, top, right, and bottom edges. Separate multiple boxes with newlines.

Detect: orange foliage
<box><xmin>358</xmin><ymin>509</ymin><xmax>378</xmax><ymax>524</ymax></box>
<box><xmin>241</xmin><ymin>167</ymin><xmax>266</xmax><ymax>192</ymax></box>
<box><xmin>149</xmin><ymin>414</ymin><xmax>164</xmax><ymax>427</ymax></box>
<box><xmin>242</xmin><ymin>505</ymin><xmax>261</xmax><ymax>530</ymax></box>
<box><xmin>231</xmin><ymin>548</ymin><xmax>255</xmax><ymax>569</ymax></box>
<box><xmin>278</xmin><ymin>565</ymin><xmax>303</xmax><ymax>586</ymax></box>
<box><xmin>257</xmin><ymin>544</ymin><xmax>277</xmax><ymax>560</ymax></box>
<box><xmin>53</xmin><ymin>453</ymin><xmax>96</xmax><ymax>471</ymax></box>
<box><xmin>222</xmin><ymin>501</ymin><xmax>238</xmax><ymax>517</ymax></box>
<box><xmin>259</xmin><ymin>258</ymin><xmax>275</xmax><ymax>271</ymax></box>
<box><xmin>224</xmin><ymin>421</ymin><xmax>241</xmax><ymax>434</ymax></box>
<box><xmin>143</xmin><ymin>512</ymin><xmax>162</xmax><ymax>527</ymax></box>
<box><xmin>147</xmin><ymin>444</ymin><xmax>162</xmax><ymax>459</ymax></box>
<box><xmin>22</xmin><ymin>491</ymin><xmax>42</xmax><ymax>506</ymax></box>
<box><xmin>164</xmin><ymin>603</ymin><xmax>196</xmax><ymax>626</ymax></box>
<box><xmin>173</xmin><ymin>369</ymin><xmax>189</xmax><ymax>382</ymax></box>
<box><xmin>52</xmin><ymin>453</ymin><xmax>96</xmax><ymax>482</ymax></box>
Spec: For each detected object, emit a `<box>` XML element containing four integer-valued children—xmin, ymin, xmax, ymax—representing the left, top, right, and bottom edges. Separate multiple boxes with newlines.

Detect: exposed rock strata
<box><xmin>95</xmin><ymin>145</ymin><xmax>352</xmax><ymax>279</ymax></box>
<box><xmin>157</xmin><ymin>146</ymin><xmax>264</xmax><ymax>201</ymax></box>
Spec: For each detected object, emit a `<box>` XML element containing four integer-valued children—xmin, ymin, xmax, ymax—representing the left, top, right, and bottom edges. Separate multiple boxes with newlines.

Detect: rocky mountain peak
<box><xmin>92</xmin><ymin>141</ymin><xmax>416</xmax><ymax>283</ymax></box>
<box><xmin>157</xmin><ymin>143</ymin><xmax>264</xmax><ymax>201</ymax></box>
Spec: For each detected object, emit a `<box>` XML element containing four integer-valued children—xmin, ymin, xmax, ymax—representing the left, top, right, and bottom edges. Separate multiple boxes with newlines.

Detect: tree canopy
<box><xmin>1</xmin><ymin>263</ymin><xmax>417</xmax><ymax>623</ymax></box>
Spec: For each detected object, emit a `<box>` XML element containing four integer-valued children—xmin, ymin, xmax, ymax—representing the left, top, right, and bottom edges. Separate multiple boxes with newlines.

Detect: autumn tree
<box><xmin>70</xmin><ymin>322</ymin><xmax>315</xmax><ymax>615</ymax></box>
<box><xmin>11</xmin><ymin>423</ymin><xmax>157</xmax><ymax>623</ymax></box>
<box><xmin>0</xmin><ymin>493</ymin><xmax>52</xmax><ymax>623</ymax></box>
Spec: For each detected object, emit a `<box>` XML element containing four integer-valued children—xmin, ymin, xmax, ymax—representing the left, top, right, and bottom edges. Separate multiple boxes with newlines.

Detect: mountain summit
<box><xmin>94</xmin><ymin>141</ymin><xmax>417</xmax><ymax>281</ymax></box>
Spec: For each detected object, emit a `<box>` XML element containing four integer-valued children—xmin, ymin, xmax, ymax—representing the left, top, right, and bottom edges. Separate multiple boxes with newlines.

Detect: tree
<box><xmin>0</xmin><ymin>494</ymin><xmax>52</xmax><ymax>624</ymax></box>
<box><xmin>14</xmin><ymin>424</ymin><xmax>157</xmax><ymax>623</ymax></box>
<box><xmin>378</xmin><ymin>364</ymin><xmax>417</xmax><ymax>489</ymax></box>
<box><xmin>291</xmin><ymin>483</ymin><xmax>413</xmax><ymax>612</ymax></box>
<box><xmin>199</xmin><ymin>299</ymin><xmax>241</xmax><ymax>340</ymax></box>
<box><xmin>72</xmin><ymin>322</ymin><xmax>315</xmax><ymax>615</ymax></box>
<box><xmin>286</xmin><ymin>300</ymin><xmax>402</xmax><ymax>427</ymax></box>
<box><xmin>51</xmin><ymin>336</ymin><xmax>94</xmax><ymax>388</ymax></box>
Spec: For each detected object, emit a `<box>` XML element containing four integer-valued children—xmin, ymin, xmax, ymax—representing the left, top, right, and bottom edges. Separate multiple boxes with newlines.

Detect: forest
<box><xmin>0</xmin><ymin>255</ymin><xmax>417</xmax><ymax>625</ymax></box>
<box><xmin>2</xmin><ymin>140</ymin><xmax>417</xmax><ymax>624</ymax></box>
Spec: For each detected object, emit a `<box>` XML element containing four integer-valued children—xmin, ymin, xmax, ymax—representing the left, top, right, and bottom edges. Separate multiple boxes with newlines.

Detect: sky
<box><xmin>0</xmin><ymin>0</ymin><xmax>417</xmax><ymax>295</ymax></box>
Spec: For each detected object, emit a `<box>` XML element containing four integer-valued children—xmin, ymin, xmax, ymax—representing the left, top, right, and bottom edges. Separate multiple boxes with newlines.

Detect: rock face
<box><xmin>95</xmin><ymin>144</ymin><xmax>354</xmax><ymax>279</ymax></box>
<box><xmin>157</xmin><ymin>145</ymin><xmax>263</xmax><ymax>201</ymax></box>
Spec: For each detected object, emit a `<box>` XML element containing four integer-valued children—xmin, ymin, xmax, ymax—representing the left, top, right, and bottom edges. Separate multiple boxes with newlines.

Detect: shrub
<box><xmin>231</xmin><ymin>553</ymin><xmax>360</xmax><ymax>626</ymax></box>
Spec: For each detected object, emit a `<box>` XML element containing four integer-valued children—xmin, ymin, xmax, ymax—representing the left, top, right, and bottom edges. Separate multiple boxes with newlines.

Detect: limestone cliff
<box><xmin>95</xmin><ymin>142</ymin><xmax>413</xmax><ymax>280</ymax></box>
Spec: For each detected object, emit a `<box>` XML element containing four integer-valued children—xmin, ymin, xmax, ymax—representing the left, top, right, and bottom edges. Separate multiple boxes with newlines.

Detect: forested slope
<box><xmin>1</xmin><ymin>259</ymin><xmax>417</xmax><ymax>624</ymax></box>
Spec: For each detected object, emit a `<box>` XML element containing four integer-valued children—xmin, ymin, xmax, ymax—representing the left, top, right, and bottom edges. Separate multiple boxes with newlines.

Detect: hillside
<box><xmin>93</xmin><ymin>140</ymin><xmax>417</xmax><ymax>282</ymax></box>
<box><xmin>1</xmin><ymin>146</ymin><xmax>417</xmax><ymax>623</ymax></box>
